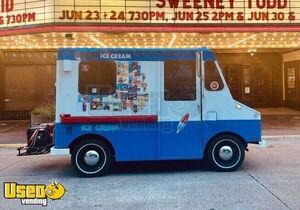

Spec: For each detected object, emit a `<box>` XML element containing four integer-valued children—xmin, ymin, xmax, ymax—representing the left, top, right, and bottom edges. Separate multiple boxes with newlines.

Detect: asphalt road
<box><xmin>0</xmin><ymin>138</ymin><xmax>299</xmax><ymax>210</ymax></box>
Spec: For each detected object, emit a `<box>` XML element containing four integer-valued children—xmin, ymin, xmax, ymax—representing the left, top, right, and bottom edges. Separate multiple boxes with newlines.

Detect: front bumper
<box><xmin>258</xmin><ymin>140</ymin><xmax>267</xmax><ymax>148</ymax></box>
<box><xmin>248</xmin><ymin>139</ymin><xmax>266</xmax><ymax>148</ymax></box>
<box><xmin>50</xmin><ymin>147</ymin><xmax>70</xmax><ymax>156</ymax></box>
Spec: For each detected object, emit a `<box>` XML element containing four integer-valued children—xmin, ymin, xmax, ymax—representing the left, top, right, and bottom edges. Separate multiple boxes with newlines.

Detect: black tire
<box><xmin>206</xmin><ymin>134</ymin><xmax>245</xmax><ymax>172</ymax></box>
<box><xmin>71</xmin><ymin>139</ymin><xmax>113</xmax><ymax>177</ymax></box>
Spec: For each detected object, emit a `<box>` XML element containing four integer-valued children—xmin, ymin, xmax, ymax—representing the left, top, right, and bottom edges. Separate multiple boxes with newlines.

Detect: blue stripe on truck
<box><xmin>54</xmin><ymin>119</ymin><xmax>261</xmax><ymax>161</ymax></box>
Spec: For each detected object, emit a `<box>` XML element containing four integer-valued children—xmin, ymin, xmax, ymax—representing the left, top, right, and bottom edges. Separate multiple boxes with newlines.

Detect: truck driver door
<box><xmin>201</xmin><ymin>56</ymin><xmax>227</xmax><ymax>122</ymax></box>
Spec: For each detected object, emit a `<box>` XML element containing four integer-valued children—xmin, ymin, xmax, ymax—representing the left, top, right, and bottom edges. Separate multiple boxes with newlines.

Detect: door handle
<box><xmin>197</xmin><ymin>105</ymin><xmax>202</xmax><ymax>115</ymax></box>
<box><xmin>4</xmin><ymin>99</ymin><xmax>11</xmax><ymax>102</ymax></box>
<box><xmin>201</xmin><ymin>77</ymin><xmax>205</xmax><ymax>99</ymax></box>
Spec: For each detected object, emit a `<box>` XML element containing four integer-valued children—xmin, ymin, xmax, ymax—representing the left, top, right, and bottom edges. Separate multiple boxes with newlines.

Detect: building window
<box><xmin>78</xmin><ymin>61</ymin><xmax>116</xmax><ymax>95</ymax></box>
<box><xmin>164</xmin><ymin>60</ymin><xmax>196</xmax><ymax>101</ymax></box>
<box><xmin>205</xmin><ymin>60</ymin><xmax>224</xmax><ymax>91</ymax></box>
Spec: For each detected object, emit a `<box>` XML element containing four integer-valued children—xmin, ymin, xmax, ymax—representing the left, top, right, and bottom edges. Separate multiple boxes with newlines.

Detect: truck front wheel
<box><xmin>71</xmin><ymin>139</ymin><xmax>113</xmax><ymax>177</ymax></box>
<box><xmin>207</xmin><ymin>134</ymin><xmax>245</xmax><ymax>172</ymax></box>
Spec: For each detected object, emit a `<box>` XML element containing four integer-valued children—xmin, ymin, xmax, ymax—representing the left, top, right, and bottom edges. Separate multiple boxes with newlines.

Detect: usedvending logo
<box><xmin>3</xmin><ymin>180</ymin><xmax>66</xmax><ymax>207</ymax></box>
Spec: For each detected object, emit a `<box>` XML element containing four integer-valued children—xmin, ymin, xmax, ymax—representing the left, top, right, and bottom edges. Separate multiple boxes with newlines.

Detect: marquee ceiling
<box><xmin>0</xmin><ymin>32</ymin><xmax>299</xmax><ymax>51</ymax></box>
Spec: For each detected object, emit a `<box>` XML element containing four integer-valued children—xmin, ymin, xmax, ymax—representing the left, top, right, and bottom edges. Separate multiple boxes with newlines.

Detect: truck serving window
<box><xmin>79</xmin><ymin>61</ymin><xmax>116</xmax><ymax>95</ymax></box>
<box><xmin>205</xmin><ymin>60</ymin><xmax>224</xmax><ymax>91</ymax></box>
<box><xmin>164</xmin><ymin>60</ymin><xmax>196</xmax><ymax>101</ymax></box>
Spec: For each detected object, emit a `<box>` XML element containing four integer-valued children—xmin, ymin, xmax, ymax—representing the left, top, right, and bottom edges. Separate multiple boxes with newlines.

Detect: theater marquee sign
<box><xmin>0</xmin><ymin>0</ymin><xmax>299</xmax><ymax>29</ymax></box>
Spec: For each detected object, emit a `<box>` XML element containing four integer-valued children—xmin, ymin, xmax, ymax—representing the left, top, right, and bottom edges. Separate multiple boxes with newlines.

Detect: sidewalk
<box><xmin>258</xmin><ymin>107</ymin><xmax>300</xmax><ymax>136</ymax></box>
<box><xmin>0</xmin><ymin>120</ymin><xmax>29</xmax><ymax>144</ymax></box>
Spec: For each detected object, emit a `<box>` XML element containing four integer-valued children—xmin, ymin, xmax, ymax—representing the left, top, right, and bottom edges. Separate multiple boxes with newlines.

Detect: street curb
<box><xmin>0</xmin><ymin>144</ymin><xmax>26</xmax><ymax>148</ymax></box>
<box><xmin>262</xmin><ymin>135</ymin><xmax>300</xmax><ymax>139</ymax></box>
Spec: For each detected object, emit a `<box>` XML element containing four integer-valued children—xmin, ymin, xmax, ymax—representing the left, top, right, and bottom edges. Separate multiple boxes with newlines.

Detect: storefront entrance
<box><xmin>284</xmin><ymin>60</ymin><xmax>300</xmax><ymax>110</ymax></box>
<box><xmin>0</xmin><ymin>51</ymin><xmax>56</xmax><ymax>120</ymax></box>
<box><xmin>219</xmin><ymin>53</ymin><xmax>283</xmax><ymax>108</ymax></box>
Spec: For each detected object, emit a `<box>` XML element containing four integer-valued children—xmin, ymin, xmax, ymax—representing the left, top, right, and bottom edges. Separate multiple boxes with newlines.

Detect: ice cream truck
<box><xmin>51</xmin><ymin>48</ymin><xmax>263</xmax><ymax>177</ymax></box>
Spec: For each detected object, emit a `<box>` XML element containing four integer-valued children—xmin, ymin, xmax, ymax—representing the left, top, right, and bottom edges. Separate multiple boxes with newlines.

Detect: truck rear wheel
<box><xmin>71</xmin><ymin>139</ymin><xmax>113</xmax><ymax>177</ymax></box>
<box><xmin>207</xmin><ymin>134</ymin><xmax>245</xmax><ymax>172</ymax></box>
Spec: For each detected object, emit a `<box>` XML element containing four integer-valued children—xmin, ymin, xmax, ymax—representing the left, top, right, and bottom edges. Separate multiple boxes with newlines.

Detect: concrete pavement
<box><xmin>0</xmin><ymin>138</ymin><xmax>299</xmax><ymax>210</ymax></box>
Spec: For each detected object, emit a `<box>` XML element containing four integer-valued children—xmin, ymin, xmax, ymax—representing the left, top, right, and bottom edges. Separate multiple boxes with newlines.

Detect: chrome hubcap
<box><xmin>84</xmin><ymin>150</ymin><xmax>100</xmax><ymax>166</ymax></box>
<box><xmin>219</xmin><ymin>146</ymin><xmax>233</xmax><ymax>161</ymax></box>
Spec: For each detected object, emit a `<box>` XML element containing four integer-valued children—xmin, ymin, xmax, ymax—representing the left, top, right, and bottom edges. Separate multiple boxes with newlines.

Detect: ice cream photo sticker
<box><xmin>177</xmin><ymin>113</ymin><xmax>189</xmax><ymax>134</ymax></box>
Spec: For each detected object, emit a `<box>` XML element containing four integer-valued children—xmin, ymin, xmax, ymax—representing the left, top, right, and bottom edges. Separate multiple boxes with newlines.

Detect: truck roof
<box><xmin>58</xmin><ymin>47</ymin><xmax>211</xmax><ymax>52</ymax></box>
<box><xmin>57</xmin><ymin>48</ymin><xmax>216</xmax><ymax>61</ymax></box>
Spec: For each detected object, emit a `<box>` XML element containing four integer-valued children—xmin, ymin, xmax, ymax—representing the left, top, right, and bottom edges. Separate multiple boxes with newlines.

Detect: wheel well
<box><xmin>204</xmin><ymin>132</ymin><xmax>247</xmax><ymax>156</ymax></box>
<box><xmin>69</xmin><ymin>134</ymin><xmax>116</xmax><ymax>158</ymax></box>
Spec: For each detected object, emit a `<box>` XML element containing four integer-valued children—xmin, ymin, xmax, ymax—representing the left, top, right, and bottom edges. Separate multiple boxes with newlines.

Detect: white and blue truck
<box><xmin>51</xmin><ymin>48</ymin><xmax>262</xmax><ymax>177</ymax></box>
